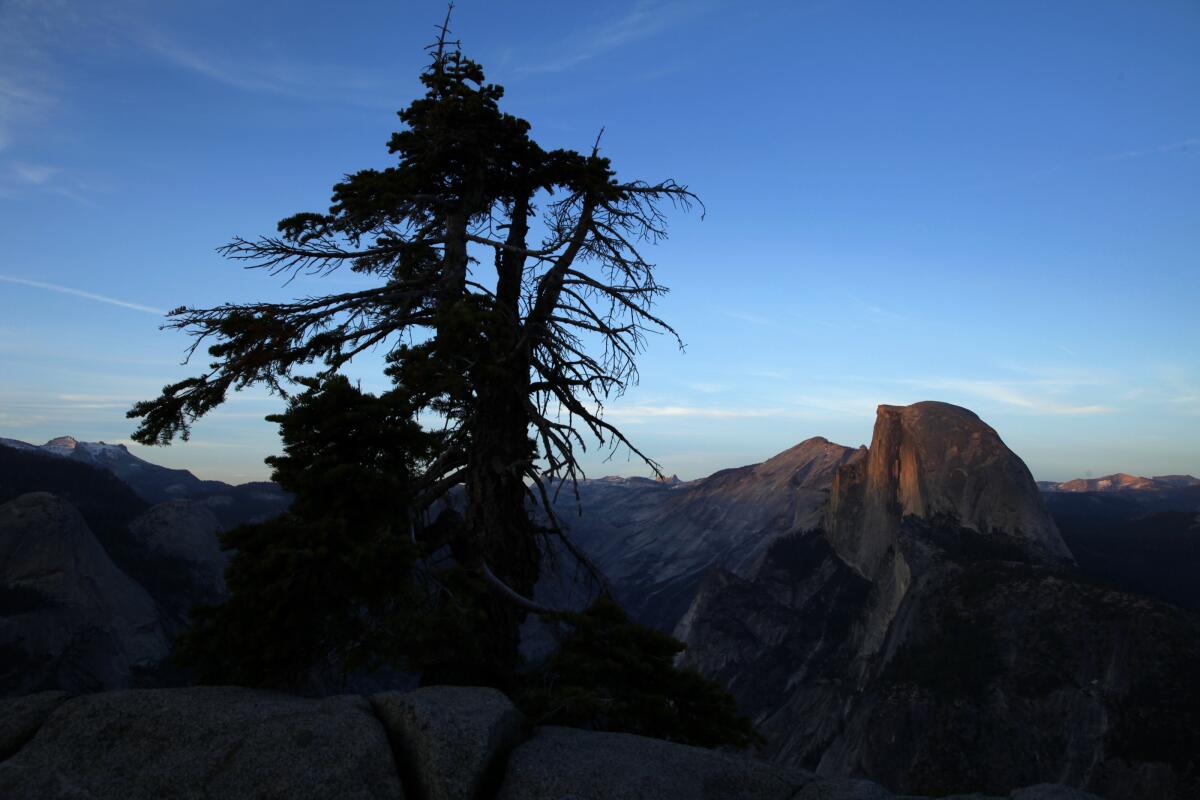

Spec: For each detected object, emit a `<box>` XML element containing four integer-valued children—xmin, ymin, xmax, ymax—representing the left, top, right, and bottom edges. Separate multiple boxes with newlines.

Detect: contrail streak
<box><xmin>0</xmin><ymin>274</ymin><xmax>165</xmax><ymax>315</ymax></box>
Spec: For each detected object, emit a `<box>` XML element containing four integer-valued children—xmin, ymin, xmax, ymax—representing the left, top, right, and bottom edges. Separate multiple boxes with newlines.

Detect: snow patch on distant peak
<box><xmin>76</xmin><ymin>441</ymin><xmax>131</xmax><ymax>458</ymax></box>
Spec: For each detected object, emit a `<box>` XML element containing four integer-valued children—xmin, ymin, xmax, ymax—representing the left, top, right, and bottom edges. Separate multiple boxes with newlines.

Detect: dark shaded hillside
<box><xmin>0</xmin><ymin>445</ymin><xmax>148</xmax><ymax>545</ymax></box>
<box><xmin>197</xmin><ymin>481</ymin><xmax>292</xmax><ymax>531</ymax></box>
<box><xmin>860</xmin><ymin>559</ymin><xmax>1200</xmax><ymax>798</ymax></box>
<box><xmin>0</xmin><ymin>445</ymin><xmax>193</xmax><ymax>611</ymax></box>
<box><xmin>540</xmin><ymin>437</ymin><xmax>862</xmax><ymax>632</ymax></box>
<box><xmin>1048</xmin><ymin>495</ymin><xmax>1200</xmax><ymax>611</ymax></box>
<box><xmin>682</xmin><ymin>519</ymin><xmax>1200</xmax><ymax>799</ymax></box>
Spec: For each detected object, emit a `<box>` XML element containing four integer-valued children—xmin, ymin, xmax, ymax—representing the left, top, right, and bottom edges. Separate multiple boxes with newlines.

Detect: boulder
<box><xmin>495</xmin><ymin>725</ymin><xmax>811</xmax><ymax>800</ymax></box>
<box><xmin>0</xmin><ymin>686</ymin><xmax>404</xmax><ymax>799</ymax></box>
<box><xmin>0</xmin><ymin>690</ymin><xmax>70</xmax><ymax>760</ymax></box>
<box><xmin>370</xmin><ymin>686</ymin><xmax>522</xmax><ymax>800</ymax></box>
<box><xmin>1008</xmin><ymin>785</ymin><xmax>1104</xmax><ymax>800</ymax></box>
<box><xmin>796</xmin><ymin>777</ymin><xmax>894</xmax><ymax>798</ymax></box>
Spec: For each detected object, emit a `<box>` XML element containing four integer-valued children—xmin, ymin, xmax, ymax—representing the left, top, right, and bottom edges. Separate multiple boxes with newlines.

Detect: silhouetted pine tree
<box><xmin>136</xmin><ymin>11</ymin><xmax>757</xmax><ymax>747</ymax></box>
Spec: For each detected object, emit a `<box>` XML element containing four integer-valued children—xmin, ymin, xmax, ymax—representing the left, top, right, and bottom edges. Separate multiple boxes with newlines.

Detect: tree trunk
<box><xmin>463</xmin><ymin>338</ymin><xmax>538</xmax><ymax>686</ymax></box>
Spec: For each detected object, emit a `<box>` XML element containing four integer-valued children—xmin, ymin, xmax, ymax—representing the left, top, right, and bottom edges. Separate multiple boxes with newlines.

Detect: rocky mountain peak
<box><xmin>825</xmin><ymin>401</ymin><xmax>1072</xmax><ymax>579</ymax></box>
<box><xmin>751</xmin><ymin>436</ymin><xmax>865</xmax><ymax>491</ymax></box>
<box><xmin>43</xmin><ymin>436</ymin><xmax>79</xmax><ymax>449</ymax></box>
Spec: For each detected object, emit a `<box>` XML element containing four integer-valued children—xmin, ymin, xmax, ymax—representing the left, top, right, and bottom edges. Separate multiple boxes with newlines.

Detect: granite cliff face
<box><xmin>0</xmin><ymin>493</ymin><xmax>170</xmax><ymax>695</ymax></box>
<box><xmin>825</xmin><ymin>402</ymin><xmax>1072</xmax><ymax>581</ymax></box>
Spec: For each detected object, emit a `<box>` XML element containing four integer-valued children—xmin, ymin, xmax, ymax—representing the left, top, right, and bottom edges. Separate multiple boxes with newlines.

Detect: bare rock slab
<box><xmin>0</xmin><ymin>686</ymin><xmax>404</xmax><ymax>800</ymax></box>
<box><xmin>797</xmin><ymin>777</ymin><xmax>895</xmax><ymax>799</ymax></box>
<box><xmin>371</xmin><ymin>686</ymin><xmax>522</xmax><ymax>800</ymax></box>
<box><xmin>1009</xmin><ymin>785</ymin><xmax>1104</xmax><ymax>800</ymax></box>
<box><xmin>0</xmin><ymin>691</ymin><xmax>70</xmax><ymax>760</ymax></box>
<box><xmin>495</xmin><ymin>725</ymin><xmax>811</xmax><ymax>800</ymax></box>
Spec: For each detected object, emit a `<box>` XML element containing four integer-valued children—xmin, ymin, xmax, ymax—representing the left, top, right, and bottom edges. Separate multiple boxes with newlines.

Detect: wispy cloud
<box><xmin>789</xmin><ymin>392</ymin><xmax>883</xmax><ymax>418</ymax></box>
<box><xmin>1101</xmin><ymin>136</ymin><xmax>1200</xmax><ymax>163</ymax></box>
<box><xmin>0</xmin><ymin>3</ymin><xmax>105</xmax><ymax>204</ymax></box>
<box><xmin>3</xmin><ymin>160</ymin><xmax>97</xmax><ymax>205</ymax></box>
<box><xmin>606</xmin><ymin>404</ymin><xmax>780</xmax><ymax>422</ymax></box>
<box><xmin>0</xmin><ymin>77</ymin><xmax>56</xmax><ymax>148</ymax></box>
<box><xmin>744</xmin><ymin>368</ymin><xmax>790</xmax><ymax>381</ymax></box>
<box><xmin>848</xmin><ymin>294</ymin><xmax>912</xmax><ymax>324</ymax></box>
<box><xmin>0</xmin><ymin>275</ymin><xmax>165</xmax><ymax>315</ymax></box>
<box><xmin>10</xmin><ymin>161</ymin><xmax>58</xmax><ymax>185</ymax></box>
<box><xmin>986</xmin><ymin>135</ymin><xmax>1200</xmax><ymax>187</ymax></box>
<box><xmin>140</xmin><ymin>29</ymin><xmax>391</xmax><ymax>108</ymax></box>
<box><xmin>903</xmin><ymin>377</ymin><xmax>1115</xmax><ymax>415</ymax></box>
<box><xmin>0</xmin><ymin>1</ymin><xmax>77</xmax><ymax>153</ymax></box>
<box><xmin>720</xmin><ymin>310</ymin><xmax>803</xmax><ymax>336</ymax></box>
<box><xmin>517</xmin><ymin>1</ymin><xmax>714</xmax><ymax>74</ymax></box>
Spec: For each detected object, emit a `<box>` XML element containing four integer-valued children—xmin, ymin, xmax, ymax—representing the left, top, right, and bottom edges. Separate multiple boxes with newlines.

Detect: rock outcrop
<box><xmin>0</xmin><ymin>684</ymin><xmax>1111</xmax><ymax>800</ymax></box>
<box><xmin>0</xmin><ymin>687</ymin><xmax>404</xmax><ymax>800</ymax></box>
<box><xmin>371</xmin><ymin>686</ymin><xmax>523</xmax><ymax>800</ymax></box>
<box><xmin>0</xmin><ymin>493</ymin><xmax>169</xmax><ymax>695</ymax></box>
<box><xmin>824</xmin><ymin>402</ymin><xmax>1071</xmax><ymax>580</ymax></box>
<box><xmin>0</xmin><ymin>691</ymin><xmax>69</xmax><ymax>760</ymax></box>
<box><xmin>495</xmin><ymin>725</ymin><xmax>811</xmax><ymax>800</ymax></box>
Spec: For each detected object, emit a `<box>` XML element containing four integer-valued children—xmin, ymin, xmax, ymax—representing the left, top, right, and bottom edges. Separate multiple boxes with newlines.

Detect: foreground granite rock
<box><xmin>496</xmin><ymin>725</ymin><xmax>813</xmax><ymax>800</ymax></box>
<box><xmin>0</xmin><ymin>687</ymin><xmax>404</xmax><ymax>799</ymax></box>
<box><xmin>0</xmin><ymin>684</ymin><xmax>1114</xmax><ymax>800</ymax></box>
<box><xmin>0</xmin><ymin>691</ymin><xmax>70</xmax><ymax>760</ymax></box>
<box><xmin>795</xmin><ymin>777</ymin><xmax>895</xmax><ymax>799</ymax></box>
<box><xmin>371</xmin><ymin>686</ymin><xmax>523</xmax><ymax>800</ymax></box>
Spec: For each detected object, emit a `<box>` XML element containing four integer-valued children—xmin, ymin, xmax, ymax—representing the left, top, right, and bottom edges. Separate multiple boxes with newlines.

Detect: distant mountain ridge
<box><xmin>0</xmin><ymin>436</ymin><xmax>290</xmax><ymax>530</ymax></box>
<box><xmin>1039</xmin><ymin>472</ymin><xmax>1200</xmax><ymax>493</ymax></box>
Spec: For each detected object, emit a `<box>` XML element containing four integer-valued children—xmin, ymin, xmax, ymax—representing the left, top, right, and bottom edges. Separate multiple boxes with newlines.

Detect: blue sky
<box><xmin>1</xmin><ymin>0</ymin><xmax>1197</xmax><ymax>483</ymax></box>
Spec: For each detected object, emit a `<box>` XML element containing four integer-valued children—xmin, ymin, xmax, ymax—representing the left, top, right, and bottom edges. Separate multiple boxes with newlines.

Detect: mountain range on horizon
<box><xmin>5</xmin><ymin>432</ymin><xmax>1197</xmax><ymax>499</ymax></box>
<box><xmin>3</xmin><ymin>402</ymin><xmax>1200</xmax><ymax>797</ymax></box>
<box><xmin>1038</xmin><ymin>472</ymin><xmax>1200</xmax><ymax>493</ymax></box>
<box><xmin>0</xmin><ymin>435</ymin><xmax>283</xmax><ymax>500</ymax></box>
